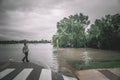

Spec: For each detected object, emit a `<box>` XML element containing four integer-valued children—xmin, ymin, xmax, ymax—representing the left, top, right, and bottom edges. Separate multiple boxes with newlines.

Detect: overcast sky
<box><xmin>0</xmin><ymin>0</ymin><xmax>120</xmax><ymax>40</ymax></box>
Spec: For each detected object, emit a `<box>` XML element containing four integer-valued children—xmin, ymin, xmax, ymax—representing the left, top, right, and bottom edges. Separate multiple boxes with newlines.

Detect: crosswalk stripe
<box><xmin>62</xmin><ymin>75</ymin><xmax>77</xmax><ymax>80</ymax></box>
<box><xmin>13</xmin><ymin>68</ymin><xmax>33</xmax><ymax>80</ymax></box>
<box><xmin>0</xmin><ymin>68</ymin><xmax>15</xmax><ymax>79</ymax></box>
<box><xmin>39</xmin><ymin>69</ymin><xmax>52</xmax><ymax>80</ymax></box>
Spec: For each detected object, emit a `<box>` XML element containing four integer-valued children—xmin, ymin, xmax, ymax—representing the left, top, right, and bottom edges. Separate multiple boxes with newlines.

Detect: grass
<box><xmin>69</xmin><ymin>60</ymin><xmax>120</xmax><ymax>70</ymax></box>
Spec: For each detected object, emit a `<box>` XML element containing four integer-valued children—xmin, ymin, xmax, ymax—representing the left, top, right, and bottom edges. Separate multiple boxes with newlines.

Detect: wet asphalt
<box><xmin>0</xmin><ymin>62</ymin><xmax>64</xmax><ymax>80</ymax></box>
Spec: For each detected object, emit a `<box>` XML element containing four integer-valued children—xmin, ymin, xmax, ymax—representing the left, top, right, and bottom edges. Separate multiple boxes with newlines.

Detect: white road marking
<box><xmin>0</xmin><ymin>68</ymin><xmax>15</xmax><ymax>79</ymax></box>
<box><xmin>13</xmin><ymin>68</ymin><xmax>33</xmax><ymax>80</ymax></box>
<box><xmin>62</xmin><ymin>75</ymin><xmax>77</xmax><ymax>80</ymax></box>
<box><xmin>39</xmin><ymin>69</ymin><xmax>52</xmax><ymax>80</ymax></box>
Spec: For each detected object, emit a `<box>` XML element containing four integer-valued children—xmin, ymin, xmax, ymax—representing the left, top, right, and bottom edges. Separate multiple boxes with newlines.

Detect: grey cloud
<box><xmin>0</xmin><ymin>0</ymin><xmax>70</xmax><ymax>12</ymax></box>
<box><xmin>0</xmin><ymin>28</ymin><xmax>36</xmax><ymax>40</ymax></box>
<box><xmin>0</xmin><ymin>0</ymin><xmax>66</xmax><ymax>27</ymax></box>
<box><xmin>0</xmin><ymin>36</ymin><xmax>10</xmax><ymax>40</ymax></box>
<box><xmin>0</xmin><ymin>0</ymin><xmax>39</xmax><ymax>11</ymax></box>
<box><xmin>61</xmin><ymin>0</ymin><xmax>120</xmax><ymax>23</ymax></box>
<box><xmin>0</xmin><ymin>0</ymin><xmax>67</xmax><ymax>40</ymax></box>
<box><xmin>0</xmin><ymin>0</ymin><xmax>120</xmax><ymax>40</ymax></box>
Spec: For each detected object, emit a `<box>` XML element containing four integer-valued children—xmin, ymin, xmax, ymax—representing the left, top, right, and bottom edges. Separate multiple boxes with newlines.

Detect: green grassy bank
<box><xmin>69</xmin><ymin>60</ymin><xmax>120</xmax><ymax>70</ymax></box>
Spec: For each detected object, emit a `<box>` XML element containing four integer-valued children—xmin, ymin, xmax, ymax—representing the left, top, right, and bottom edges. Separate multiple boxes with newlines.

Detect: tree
<box><xmin>53</xmin><ymin>13</ymin><xmax>90</xmax><ymax>48</ymax></box>
<box><xmin>88</xmin><ymin>13</ymin><xmax>120</xmax><ymax>50</ymax></box>
<box><xmin>87</xmin><ymin>23</ymin><xmax>101</xmax><ymax>48</ymax></box>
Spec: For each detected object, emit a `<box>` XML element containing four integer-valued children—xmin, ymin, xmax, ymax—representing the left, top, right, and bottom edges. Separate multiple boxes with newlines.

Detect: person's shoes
<box><xmin>22</xmin><ymin>59</ymin><xmax>24</xmax><ymax>62</ymax></box>
<box><xmin>26</xmin><ymin>60</ymin><xmax>29</xmax><ymax>62</ymax></box>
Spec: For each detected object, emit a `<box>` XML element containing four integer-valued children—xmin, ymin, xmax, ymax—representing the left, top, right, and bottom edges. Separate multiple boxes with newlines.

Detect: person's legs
<box><xmin>22</xmin><ymin>54</ymin><xmax>26</xmax><ymax>62</ymax></box>
<box><xmin>25</xmin><ymin>52</ymin><xmax>29</xmax><ymax>62</ymax></box>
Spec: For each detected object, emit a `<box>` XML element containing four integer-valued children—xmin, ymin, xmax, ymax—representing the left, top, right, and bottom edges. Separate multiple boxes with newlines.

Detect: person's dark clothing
<box><xmin>22</xmin><ymin>44</ymin><xmax>29</xmax><ymax>62</ymax></box>
<box><xmin>22</xmin><ymin>52</ymin><xmax>29</xmax><ymax>62</ymax></box>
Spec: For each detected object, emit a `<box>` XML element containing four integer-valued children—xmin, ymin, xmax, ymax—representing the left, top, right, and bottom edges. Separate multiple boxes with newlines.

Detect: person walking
<box><xmin>22</xmin><ymin>42</ymin><xmax>29</xmax><ymax>62</ymax></box>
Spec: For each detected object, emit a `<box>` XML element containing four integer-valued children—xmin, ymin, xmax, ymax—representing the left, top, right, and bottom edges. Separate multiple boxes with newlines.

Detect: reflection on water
<box><xmin>0</xmin><ymin>44</ymin><xmax>120</xmax><ymax>72</ymax></box>
<box><xmin>82</xmin><ymin>51</ymin><xmax>91</xmax><ymax>65</ymax></box>
<box><xmin>54</xmin><ymin>48</ymin><xmax>120</xmax><ymax>62</ymax></box>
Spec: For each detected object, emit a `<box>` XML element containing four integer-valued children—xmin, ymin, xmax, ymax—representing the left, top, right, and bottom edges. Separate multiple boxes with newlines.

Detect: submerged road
<box><xmin>0</xmin><ymin>62</ymin><xmax>78</xmax><ymax>80</ymax></box>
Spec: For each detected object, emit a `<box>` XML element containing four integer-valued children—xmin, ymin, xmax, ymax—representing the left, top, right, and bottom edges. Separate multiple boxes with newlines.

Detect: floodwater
<box><xmin>0</xmin><ymin>44</ymin><xmax>120</xmax><ymax>72</ymax></box>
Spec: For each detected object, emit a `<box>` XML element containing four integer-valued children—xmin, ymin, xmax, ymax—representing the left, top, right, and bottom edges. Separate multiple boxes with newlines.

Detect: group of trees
<box><xmin>0</xmin><ymin>39</ymin><xmax>51</xmax><ymax>44</ymax></box>
<box><xmin>88</xmin><ymin>14</ymin><xmax>120</xmax><ymax>50</ymax></box>
<box><xmin>52</xmin><ymin>13</ymin><xmax>120</xmax><ymax>50</ymax></box>
<box><xmin>53</xmin><ymin>13</ymin><xmax>90</xmax><ymax>48</ymax></box>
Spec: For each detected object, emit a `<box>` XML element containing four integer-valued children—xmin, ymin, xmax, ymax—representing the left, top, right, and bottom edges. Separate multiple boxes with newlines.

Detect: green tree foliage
<box><xmin>53</xmin><ymin>13</ymin><xmax>120</xmax><ymax>50</ymax></box>
<box><xmin>88</xmin><ymin>14</ymin><xmax>120</xmax><ymax>50</ymax></box>
<box><xmin>53</xmin><ymin>13</ymin><xmax>90</xmax><ymax>48</ymax></box>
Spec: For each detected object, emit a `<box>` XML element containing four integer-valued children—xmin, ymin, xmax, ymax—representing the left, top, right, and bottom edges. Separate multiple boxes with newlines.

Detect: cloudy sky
<box><xmin>0</xmin><ymin>0</ymin><xmax>120</xmax><ymax>40</ymax></box>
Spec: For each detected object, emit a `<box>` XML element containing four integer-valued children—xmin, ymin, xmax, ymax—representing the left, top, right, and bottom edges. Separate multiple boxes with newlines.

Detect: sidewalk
<box><xmin>75</xmin><ymin>68</ymin><xmax>120</xmax><ymax>80</ymax></box>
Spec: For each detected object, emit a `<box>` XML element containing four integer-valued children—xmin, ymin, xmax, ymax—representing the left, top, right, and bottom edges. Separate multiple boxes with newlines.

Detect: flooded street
<box><xmin>54</xmin><ymin>48</ymin><xmax>120</xmax><ymax>62</ymax></box>
<box><xmin>0</xmin><ymin>44</ymin><xmax>120</xmax><ymax>72</ymax></box>
<box><xmin>53</xmin><ymin>48</ymin><xmax>120</xmax><ymax>74</ymax></box>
